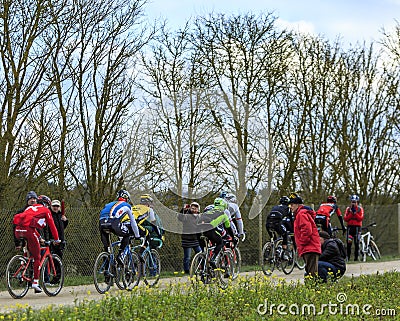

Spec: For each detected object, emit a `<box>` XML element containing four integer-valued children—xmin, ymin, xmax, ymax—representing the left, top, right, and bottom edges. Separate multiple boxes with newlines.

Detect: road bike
<box><xmin>223</xmin><ymin>234</ymin><xmax>243</xmax><ymax>280</ymax></box>
<box><xmin>93</xmin><ymin>238</ymin><xmax>127</xmax><ymax>294</ymax></box>
<box><xmin>261</xmin><ymin>231</ymin><xmax>295</xmax><ymax>275</ymax></box>
<box><xmin>132</xmin><ymin>237</ymin><xmax>163</xmax><ymax>287</ymax></box>
<box><xmin>190</xmin><ymin>235</ymin><xmax>233</xmax><ymax>289</ymax></box>
<box><xmin>6</xmin><ymin>240</ymin><xmax>64</xmax><ymax>298</ymax></box>
<box><xmin>359</xmin><ymin>222</ymin><xmax>381</xmax><ymax>262</ymax></box>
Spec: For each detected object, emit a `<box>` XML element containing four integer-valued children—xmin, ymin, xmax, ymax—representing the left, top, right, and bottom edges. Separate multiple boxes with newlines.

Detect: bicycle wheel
<box><xmin>189</xmin><ymin>252</ymin><xmax>209</xmax><ymax>285</ymax></box>
<box><xmin>281</xmin><ymin>246</ymin><xmax>295</xmax><ymax>275</ymax></box>
<box><xmin>231</xmin><ymin>247</ymin><xmax>242</xmax><ymax>280</ymax></box>
<box><xmin>369</xmin><ymin>240</ymin><xmax>381</xmax><ymax>260</ymax></box>
<box><xmin>295</xmin><ymin>249</ymin><xmax>305</xmax><ymax>270</ymax></box>
<box><xmin>216</xmin><ymin>250</ymin><xmax>233</xmax><ymax>289</ymax></box>
<box><xmin>124</xmin><ymin>251</ymin><xmax>141</xmax><ymax>290</ymax></box>
<box><xmin>41</xmin><ymin>254</ymin><xmax>64</xmax><ymax>296</ymax></box>
<box><xmin>6</xmin><ymin>255</ymin><xmax>30</xmax><ymax>299</ymax></box>
<box><xmin>93</xmin><ymin>252</ymin><xmax>112</xmax><ymax>294</ymax></box>
<box><xmin>261</xmin><ymin>242</ymin><xmax>275</xmax><ymax>276</ymax></box>
<box><xmin>143</xmin><ymin>249</ymin><xmax>161</xmax><ymax>287</ymax></box>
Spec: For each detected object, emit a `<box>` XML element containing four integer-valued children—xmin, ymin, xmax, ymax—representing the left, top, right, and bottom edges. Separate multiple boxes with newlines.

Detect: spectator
<box><xmin>289</xmin><ymin>192</ymin><xmax>321</xmax><ymax>279</ymax></box>
<box><xmin>344</xmin><ymin>194</ymin><xmax>364</xmax><ymax>261</ymax></box>
<box><xmin>44</xmin><ymin>200</ymin><xmax>68</xmax><ymax>259</ymax></box>
<box><xmin>318</xmin><ymin>231</ymin><xmax>346</xmax><ymax>282</ymax></box>
<box><xmin>177</xmin><ymin>202</ymin><xmax>202</xmax><ymax>274</ymax></box>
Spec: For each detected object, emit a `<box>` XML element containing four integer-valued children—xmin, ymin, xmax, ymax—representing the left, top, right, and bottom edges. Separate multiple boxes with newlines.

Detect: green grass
<box><xmin>2</xmin><ymin>271</ymin><xmax>400</xmax><ymax>320</ymax></box>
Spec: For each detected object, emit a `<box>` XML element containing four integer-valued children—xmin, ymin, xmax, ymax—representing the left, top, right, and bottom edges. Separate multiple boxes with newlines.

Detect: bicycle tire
<box><xmin>189</xmin><ymin>252</ymin><xmax>208</xmax><ymax>285</ymax></box>
<box><xmin>124</xmin><ymin>251</ymin><xmax>141</xmax><ymax>290</ymax></box>
<box><xmin>143</xmin><ymin>249</ymin><xmax>161</xmax><ymax>287</ymax></box>
<box><xmin>41</xmin><ymin>254</ymin><xmax>64</xmax><ymax>296</ymax></box>
<box><xmin>231</xmin><ymin>247</ymin><xmax>242</xmax><ymax>280</ymax></box>
<box><xmin>369</xmin><ymin>240</ymin><xmax>381</xmax><ymax>260</ymax></box>
<box><xmin>295</xmin><ymin>249</ymin><xmax>305</xmax><ymax>270</ymax></box>
<box><xmin>6</xmin><ymin>255</ymin><xmax>30</xmax><ymax>299</ymax></box>
<box><xmin>281</xmin><ymin>246</ymin><xmax>295</xmax><ymax>275</ymax></box>
<box><xmin>93</xmin><ymin>252</ymin><xmax>112</xmax><ymax>294</ymax></box>
<box><xmin>261</xmin><ymin>241</ymin><xmax>275</xmax><ymax>276</ymax></box>
<box><xmin>216</xmin><ymin>250</ymin><xmax>233</xmax><ymax>289</ymax></box>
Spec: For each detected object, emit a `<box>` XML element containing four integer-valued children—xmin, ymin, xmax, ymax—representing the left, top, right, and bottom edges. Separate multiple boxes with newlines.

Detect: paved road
<box><xmin>1</xmin><ymin>260</ymin><xmax>399</xmax><ymax>314</ymax></box>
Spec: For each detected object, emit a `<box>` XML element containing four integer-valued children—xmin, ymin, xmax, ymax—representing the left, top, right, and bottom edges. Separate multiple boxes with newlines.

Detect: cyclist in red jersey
<box><xmin>315</xmin><ymin>195</ymin><xmax>346</xmax><ymax>236</ymax></box>
<box><xmin>13</xmin><ymin>195</ymin><xmax>61</xmax><ymax>293</ymax></box>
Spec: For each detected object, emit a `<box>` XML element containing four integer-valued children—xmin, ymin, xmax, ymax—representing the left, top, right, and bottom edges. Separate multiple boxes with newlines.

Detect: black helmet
<box><xmin>37</xmin><ymin>195</ymin><xmax>51</xmax><ymax>207</ymax></box>
<box><xmin>288</xmin><ymin>192</ymin><xmax>303</xmax><ymax>204</ymax></box>
<box><xmin>279</xmin><ymin>196</ymin><xmax>290</xmax><ymax>206</ymax></box>
<box><xmin>117</xmin><ymin>189</ymin><xmax>131</xmax><ymax>202</ymax></box>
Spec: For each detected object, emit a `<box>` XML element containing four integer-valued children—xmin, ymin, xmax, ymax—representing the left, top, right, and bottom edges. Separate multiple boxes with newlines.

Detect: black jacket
<box><xmin>320</xmin><ymin>239</ymin><xmax>346</xmax><ymax>273</ymax></box>
<box><xmin>44</xmin><ymin>210</ymin><xmax>68</xmax><ymax>243</ymax></box>
<box><xmin>177</xmin><ymin>208</ymin><xmax>200</xmax><ymax>248</ymax></box>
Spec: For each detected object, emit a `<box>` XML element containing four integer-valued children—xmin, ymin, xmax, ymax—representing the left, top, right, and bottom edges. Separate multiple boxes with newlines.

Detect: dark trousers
<box><xmin>346</xmin><ymin>226</ymin><xmax>361</xmax><ymax>260</ymax></box>
<box><xmin>183</xmin><ymin>246</ymin><xmax>202</xmax><ymax>272</ymax></box>
<box><xmin>303</xmin><ymin>252</ymin><xmax>319</xmax><ymax>279</ymax></box>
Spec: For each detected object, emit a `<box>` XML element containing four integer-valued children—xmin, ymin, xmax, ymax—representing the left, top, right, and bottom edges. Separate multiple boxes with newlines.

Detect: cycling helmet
<box><xmin>288</xmin><ymin>192</ymin><xmax>303</xmax><ymax>204</ymax></box>
<box><xmin>220</xmin><ymin>191</ymin><xmax>228</xmax><ymax>199</ymax></box>
<box><xmin>25</xmin><ymin>191</ymin><xmax>38</xmax><ymax>202</ymax></box>
<box><xmin>350</xmin><ymin>194</ymin><xmax>359</xmax><ymax>203</ymax></box>
<box><xmin>203</xmin><ymin>204</ymin><xmax>214</xmax><ymax>213</ymax></box>
<box><xmin>327</xmin><ymin>195</ymin><xmax>337</xmax><ymax>203</ymax></box>
<box><xmin>279</xmin><ymin>196</ymin><xmax>290</xmax><ymax>206</ymax></box>
<box><xmin>117</xmin><ymin>189</ymin><xmax>131</xmax><ymax>203</ymax></box>
<box><xmin>214</xmin><ymin>197</ymin><xmax>228</xmax><ymax>211</ymax></box>
<box><xmin>225</xmin><ymin>193</ymin><xmax>237</xmax><ymax>203</ymax></box>
<box><xmin>37</xmin><ymin>195</ymin><xmax>51</xmax><ymax>207</ymax></box>
<box><xmin>140</xmin><ymin>194</ymin><xmax>153</xmax><ymax>204</ymax></box>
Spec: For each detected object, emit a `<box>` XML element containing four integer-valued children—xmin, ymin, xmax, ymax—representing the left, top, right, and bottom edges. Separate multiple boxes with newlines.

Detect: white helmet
<box><xmin>225</xmin><ymin>193</ymin><xmax>237</xmax><ymax>203</ymax></box>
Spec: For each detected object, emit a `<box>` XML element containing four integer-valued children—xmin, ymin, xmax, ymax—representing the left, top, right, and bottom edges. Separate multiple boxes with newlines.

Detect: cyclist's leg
<box><xmin>23</xmin><ymin>229</ymin><xmax>41</xmax><ymax>291</ymax></box>
<box><xmin>99</xmin><ymin>219</ymin><xmax>112</xmax><ymax>252</ymax></box>
<box><xmin>354</xmin><ymin>227</ymin><xmax>361</xmax><ymax>261</ymax></box>
<box><xmin>207</xmin><ymin>230</ymin><xmax>222</xmax><ymax>268</ymax></box>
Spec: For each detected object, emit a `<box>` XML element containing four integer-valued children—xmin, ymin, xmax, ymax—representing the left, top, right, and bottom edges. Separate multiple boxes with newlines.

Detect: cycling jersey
<box><xmin>226</xmin><ymin>202</ymin><xmax>244</xmax><ymax>235</ymax></box>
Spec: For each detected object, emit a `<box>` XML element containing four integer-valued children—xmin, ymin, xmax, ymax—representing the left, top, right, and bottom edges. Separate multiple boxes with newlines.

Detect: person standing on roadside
<box><xmin>45</xmin><ymin>199</ymin><xmax>68</xmax><ymax>259</ymax></box>
<box><xmin>344</xmin><ymin>194</ymin><xmax>364</xmax><ymax>261</ymax></box>
<box><xmin>177</xmin><ymin>202</ymin><xmax>202</xmax><ymax>274</ymax></box>
<box><xmin>290</xmin><ymin>192</ymin><xmax>321</xmax><ymax>279</ymax></box>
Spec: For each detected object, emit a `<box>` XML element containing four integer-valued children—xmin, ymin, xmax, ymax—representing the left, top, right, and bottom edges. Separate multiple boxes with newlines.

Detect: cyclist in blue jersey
<box><xmin>99</xmin><ymin>189</ymin><xmax>140</xmax><ymax>264</ymax></box>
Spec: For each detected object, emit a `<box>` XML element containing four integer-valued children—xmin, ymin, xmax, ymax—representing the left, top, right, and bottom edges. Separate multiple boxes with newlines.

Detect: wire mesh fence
<box><xmin>0</xmin><ymin>203</ymin><xmax>398</xmax><ymax>286</ymax></box>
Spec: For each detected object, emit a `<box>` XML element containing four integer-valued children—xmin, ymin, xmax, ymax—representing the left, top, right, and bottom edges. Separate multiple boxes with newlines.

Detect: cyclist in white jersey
<box><xmin>221</xmin><ymin>191</ymin><xmax>245</xmax><ymax>239</ymax></box>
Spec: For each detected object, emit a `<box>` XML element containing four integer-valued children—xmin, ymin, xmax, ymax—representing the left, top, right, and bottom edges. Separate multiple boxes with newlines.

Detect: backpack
<box><xmin>334</xmin><ymin>238</ymin><xmax>347</xmax><ymax>259</ymax></box>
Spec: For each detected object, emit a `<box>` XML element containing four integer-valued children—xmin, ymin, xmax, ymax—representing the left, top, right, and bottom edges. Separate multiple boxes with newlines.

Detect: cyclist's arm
<box><xmin>127</xmin><ymin>209</ymin><xmax>140</xmax><ymax>238</ymax></box>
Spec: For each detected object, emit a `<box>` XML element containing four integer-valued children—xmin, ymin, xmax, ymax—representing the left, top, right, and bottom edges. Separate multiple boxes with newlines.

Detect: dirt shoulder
<box><xmin>1</xmin><ymin>259</ymin><xmax>399</xmax><ymax>314</ymax></box>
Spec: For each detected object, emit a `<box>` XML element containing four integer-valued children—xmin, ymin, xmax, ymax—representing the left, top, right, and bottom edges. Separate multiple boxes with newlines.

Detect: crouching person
<box><xmin>318</xmin><ymin>231</ymin><xmax>346</xmax><ymax>282</ymax></box>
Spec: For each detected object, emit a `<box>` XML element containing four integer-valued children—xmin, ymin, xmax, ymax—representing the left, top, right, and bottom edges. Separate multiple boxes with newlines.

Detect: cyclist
<box><xmin>99</xmin><ymin>190</ymin><xmax>140</xmax><ymax>265</ymax></box>
<box><xmin>220</xmin><ymin>191</ymin><xmax>245</xmax><ymax>239</ymax></box>
<box><xmin>265</xmin><ymin>196</ymin><xmax>293</xmax><ymax>249</ymax></box>
<box><xmin>13</xmin><ymin>195</ymin><xmax>61</xmax><ymax>293</ymax></box>
<box><xmin>344</xmin><ymin>194</ymin><xmax>364</xmax><ymax>261</ymax></box>
<box><xmin>315</xmin><ymin>195</ymin><xmax>346</xmax><ymax>236</ymax></box>
<box><xmin>197</xmin><ymin>197</ymin><xmax>237</xmax><ymax>268</ymax></box>
<box><xmin>132</xmin><ymin>194</ymin><xmax>163</xmax><ymax>257</ymax></box>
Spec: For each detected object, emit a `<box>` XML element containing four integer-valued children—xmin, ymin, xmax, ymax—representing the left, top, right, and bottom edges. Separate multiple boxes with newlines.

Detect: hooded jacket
<box><xmin>293</xmin><ymin>205</ymin><xmax>321</xmax><ymax>257</ymax></box>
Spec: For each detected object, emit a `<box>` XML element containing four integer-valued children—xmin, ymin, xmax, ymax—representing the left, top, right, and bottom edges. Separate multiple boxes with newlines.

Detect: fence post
<box><xmin>259</xmin><ymin>210</ymin><xmax>263</xmax><ymax>265</ymax></box>
<box><xmin>398</xmin><ymin>203</ymin><xmax>400</xmax><ymax>256</ymax></box>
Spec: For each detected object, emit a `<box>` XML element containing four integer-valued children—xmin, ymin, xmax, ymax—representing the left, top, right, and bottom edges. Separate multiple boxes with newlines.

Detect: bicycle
<box><xmin>93</xmin><ymin>238</ymin><xmax>127</xmax><ymax>294</ymax></box>
<box><xmin>223</xmin><ymin>234</ymin><xmax>243</xmax><ymax>280</ymax></box>
<box><xmin>286</xmin><ymin>233</ymin><xmax>305</xmax><ymax>274</ymax></box>
<box><xmin>359</xmin><ymin>222</ymin><xmax>381</xmax><ymax>262</ymax></box>
<box><xmin>261</xmin><ymin>231</ymin><xmax>294</xmax><ymax>276</ymax></box>
<box><xmin>190</xmin><ymin>235</ymin><xmax>233</xmax><ymax>289</ymax></box>
<box><xmin>6</xmin><ymin>239</ymin><xmax>64</xmax><ymax>298</ymax></box>
<box><xmin>132</xmin><ymin>237</ymin><xmax>163</xmax><ymax>287</ymax></box>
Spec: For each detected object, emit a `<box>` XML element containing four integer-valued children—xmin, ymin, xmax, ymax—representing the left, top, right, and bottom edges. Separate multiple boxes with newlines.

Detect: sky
<box><xmin>144</xmin><ymin>0</ymin><xmax>400</xmax><ymax>46</ymax></box>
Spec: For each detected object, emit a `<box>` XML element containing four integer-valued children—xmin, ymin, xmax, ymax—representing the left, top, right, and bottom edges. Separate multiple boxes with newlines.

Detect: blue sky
<box><xmin>144</xmin><ymin>0</ymin><xmax>400</xmax><ymax>46</ymax></box>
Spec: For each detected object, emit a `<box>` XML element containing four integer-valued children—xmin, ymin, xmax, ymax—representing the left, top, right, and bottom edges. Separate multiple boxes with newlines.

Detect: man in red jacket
<box><xmin>13</xmin><ymin>195</ymin><xmax>61</xmax><ymax>293</ymax></box>
<box><xmin>290</xmin><ymin>192</ymin><xmax>321</xmax><ymax>279</ymax></box>
<box><xmin>344</xmin><ymin>194</ymin><xmax>364</xmax><ymax>261</ymax></box>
